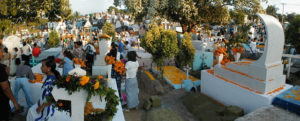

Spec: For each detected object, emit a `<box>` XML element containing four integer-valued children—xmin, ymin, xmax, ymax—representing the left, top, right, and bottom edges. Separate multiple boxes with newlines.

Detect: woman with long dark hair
<box><xmin>27</xmin><ymin>56</ymin><xmax>70</xmax><ymax>121</ymax></box>
<box><xmin>124</xmin><ymin>51</ymin><xmax>139</xmax><ymax>111</ymax></box>
<box><xmin>107</xmin><ymin>43</ymin><xmax>122</xmax><ymax>99</ymax></box>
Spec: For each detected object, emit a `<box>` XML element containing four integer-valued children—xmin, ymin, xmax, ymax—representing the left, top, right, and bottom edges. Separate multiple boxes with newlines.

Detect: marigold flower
<box><xmin>80</xmin><ymin>76</ymin><xmax>90</xmax><ymax>86</ymax></box>
<box><xmin>66</xmin><ymin>75</ymin><xmax>71</xmax><ymax>82</ymax></box>
<box><xmin>58</xmin><ymin>102</ymin><xmax>63</xmax><ymax>107</ymax></box>
<box><xmin>114</xmin><ymin>61</ymin><xmax>125</xmax><ymax>75</ymax></box>
<box><xmin>105</xmin><ymin>56</ymin><xmax>116</xmax><ymax>65</ymax></box>
<box><xmin>94</xmin><ymin>81</ymin><xmax>100</xmax><ymax>90</ymax></box>
<box><xmin>97</xmin><ymin>75</ymin><xmax>103</xmax><ymax>79</ymax></box>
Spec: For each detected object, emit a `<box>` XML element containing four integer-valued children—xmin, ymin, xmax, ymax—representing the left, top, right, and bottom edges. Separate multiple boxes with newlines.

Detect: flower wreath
<box><xmin>49</xmin><ymin>75</ymin><xmax>119</xmax><ymax>121</ymax></box>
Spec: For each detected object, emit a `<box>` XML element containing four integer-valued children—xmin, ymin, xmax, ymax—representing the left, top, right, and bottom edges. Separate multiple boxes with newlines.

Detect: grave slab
<box><xmin>201</xmin><ymin>70</ymin><xmax>292</xmax><ymax>113</ymax></box>
<box><xmin>272</xmin><ymin>86</ymin><xmax>300</xmax><ymax>116</ymax></box>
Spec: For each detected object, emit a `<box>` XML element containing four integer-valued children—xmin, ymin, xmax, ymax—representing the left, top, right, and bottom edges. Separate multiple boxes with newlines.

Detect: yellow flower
<box><xmin>97</xmin><ymin>75</ymin><xmax>103</xmax><ymax>79</ymax></box>
<box><xmin>94</xmin><ymin>81</ymin><xmax>100</xmax><ymax>90</ymax></box>
<box><xmin>80</xmin><ymin>76</ymin><xmax>90</xmax><ymax>86</ymax></box>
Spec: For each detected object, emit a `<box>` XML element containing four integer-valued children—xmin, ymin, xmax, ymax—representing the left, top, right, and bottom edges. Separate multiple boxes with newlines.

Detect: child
<box><xmin>60</xmin><ymin>50</ymin><xmax>74</xmax><ymax>76</ymax></box>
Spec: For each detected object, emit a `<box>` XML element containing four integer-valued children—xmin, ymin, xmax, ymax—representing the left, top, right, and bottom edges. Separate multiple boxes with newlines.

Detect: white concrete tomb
<box><xmin>201</xmin><ymin>14</ymin><xmax>292</xmax><ymax>113</ymax></box>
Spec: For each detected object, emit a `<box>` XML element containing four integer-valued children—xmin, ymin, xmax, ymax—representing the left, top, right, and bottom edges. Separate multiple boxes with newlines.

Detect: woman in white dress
<box><xmin>27</xmin><ymin>56</ymin><xmax>70</xmax><ymax>121</ymax></box>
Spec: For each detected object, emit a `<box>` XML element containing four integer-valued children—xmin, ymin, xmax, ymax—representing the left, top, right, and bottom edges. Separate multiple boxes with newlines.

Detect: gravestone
<box><xmin>201</xmin><ymin>14</ymin><xmax>293</xmax><ymax>113</ymax></box>
<box><xmin>92</xmin><ymin>35</ymin><xmax>112</xmax><ymax>76</ymax></box>
<box><xmin>52</xmin><ymin>65</ymin><xmax>107</xmax><ymax>121</ymax></box>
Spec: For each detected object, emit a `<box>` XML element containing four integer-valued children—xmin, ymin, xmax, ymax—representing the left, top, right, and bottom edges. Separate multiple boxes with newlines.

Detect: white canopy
<box><xmin>2</xmin><ymin>35</ymin><xmax>21</xmax><ymax>53</ymax></box>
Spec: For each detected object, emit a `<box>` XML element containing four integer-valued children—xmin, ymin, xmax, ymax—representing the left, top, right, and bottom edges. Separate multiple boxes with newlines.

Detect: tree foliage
<box><xmin>114</xmin><ymin>0</ymin><xmax>121</xmax><ymax>7</ymax></box>
<box><xmin>102</xmin><ymin>22</ymin><xmax>116</xmax><ymax>38</ymax></box>
<box><xmin>48</xmin><ymin>30</ymin><xmax>60</xmax><ymax>47</ymax></box>
<box><xmin>121</xmin><ymin>0</ymin><xmax>266</xmax><ymax>32</ymax></box>
<box><xmin>285</xmin><ymin>15</ymin><xmax>300</xmax><ymax>53</ymax></box>
<box><xmin>141</xmin><ymin>24</ymin><xmax>178</xmax><ymax>67</ymax></box>
<box><xmin>175</xmin><ymin>32</ymin><xmax>195</xmax><ymax>67</ymax></box>
<box><xmin>0</xmin><ymin>19</ymin><xmax>12</xmax><ymax>35</ymax></box>
<box><xmin>0</xmin><ymin>0</ymin><xmax>71</xmax><ymax>23</ymax></box>
<box><xmin>230</xmin><ymin>10</ymin><xmax>246</xmax><ymax>25</ymax></box>
<box><xmin>266</xmin><ymin>5</ymin><xmax>278</xmax><ymax>17</ymax></box>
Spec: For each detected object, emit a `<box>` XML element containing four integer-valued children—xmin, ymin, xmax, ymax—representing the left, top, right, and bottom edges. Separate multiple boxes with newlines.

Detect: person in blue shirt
<box><xmin>118</xmin><ymin>39</ymin><xmax>124</xmax><ymax>58</ymax></box>
<box><xmin>59</xmin><ymin>50</ymin><xmax>74</xmax><ymax>76</ymax></box>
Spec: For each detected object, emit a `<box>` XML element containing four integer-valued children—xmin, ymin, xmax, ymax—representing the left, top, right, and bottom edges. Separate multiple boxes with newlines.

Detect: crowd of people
<box><xmin>0</xmin><ymin>12</ymin><xmax>143</xmax><ymax>120</ymax></box>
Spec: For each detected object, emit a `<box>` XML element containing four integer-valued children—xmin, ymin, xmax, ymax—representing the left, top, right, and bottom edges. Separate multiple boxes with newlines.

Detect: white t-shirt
<box><xmin>21</xmin><ymin>44</ymin><xmax>32</xmax><ymax>56</ymax></box>
<box><xmin>116</xmin><ymin>21</ymin><xmax>122</xmax><ymax>28</ymax></box>
<box><xmin>250</xmin><ymin>41</ymin><xmax>257</xmax><ymax>53</ymax></box>
<box><xmin>125</xmin><ymin>61</ymin><xmax>139</xmax><ymax>79</ymax></box>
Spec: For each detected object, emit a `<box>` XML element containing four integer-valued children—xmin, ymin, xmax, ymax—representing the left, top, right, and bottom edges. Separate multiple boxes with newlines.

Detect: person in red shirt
<box><xmin>32</xmin><ymin>43</ymin><xmax>41</xmax><ymax>57</ymax></box>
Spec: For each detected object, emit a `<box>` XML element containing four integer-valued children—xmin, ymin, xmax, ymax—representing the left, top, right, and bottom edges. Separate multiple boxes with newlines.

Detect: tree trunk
<box><xmin>180</xmin><ymin>23</ymin><xmax>187</xmax><ymax>33</ymax></box>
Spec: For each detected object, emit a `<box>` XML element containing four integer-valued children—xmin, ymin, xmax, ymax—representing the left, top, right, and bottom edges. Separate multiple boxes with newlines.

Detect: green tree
<box><xmin>60</xmin><ymin>0</ymin><xmax>72</xmax><ymax>19</ymax></box>
<box><xmin>230</xmin><ymin>10</ymin><xmax>246</xmax><ymax>25</ymax></box>
<box><xmin>107</xmin><ymin>6</ymin><xmax>119</xmax><ymax>14</ymax></box>
<box><xmin>48</xmin><ymin>30</ymin><xmax>60</xmax><ymax>47</ymax></box>
<box><xmin>285</xmin><ymin>15</ymin><xmax>300</xmax><ymax>54</ymax></box>
<box><xmin>286</xmin><ymin>13</ymin><xmax>296</xmax><ymax>22</ymax></box>
<box><xmin>102</xmin><ymin>22</ymin><xmax>116</xmax><ymax>38</ymax></box>
<box><xmin>121</xmin><ymin>0</ymin><xmax>266</xmax><ymax>32</ymax></box>
<box><xmin>175</xmin><ymin>32</ymin><xmax>195</xmax><ymax>68</ymax></box>
<box><xmin>0</xmin><ymin>19</ymin><xmax>12</xmax><ymax>35</ymax></box>
<box><xmin>74</xmin><ymin>11</ymin><xmax>81</xmax><ymax>19</ymax></box>
<box><xmin>114</xmin><ymin>0</ymin><xmax>121</xmax><ymax>7</ymax></box>
<box><xmin>266</xmin><ymin>5</ymin><xmax>278</xmax><ymax>17</ymax></box>
<box><xmin>141</xmin><ymin>24</ymin><xmax>178</xmax><ymax>68</ymax></box>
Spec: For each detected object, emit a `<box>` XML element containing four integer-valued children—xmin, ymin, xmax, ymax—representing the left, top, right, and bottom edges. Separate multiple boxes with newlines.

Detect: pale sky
<box><xmin>69</xmin><ymin>0</ymin><xmax>114</xmax><ymax>15</ymax></box>
<box><xmin>69</xmin><ymin>0</ymin><xmax>300</xmax><ymax>15</ymax></box>
<box><xmin>262</xmin><ymin>0</ymin><xmax>300</xmax><ymax>14</ymax></box>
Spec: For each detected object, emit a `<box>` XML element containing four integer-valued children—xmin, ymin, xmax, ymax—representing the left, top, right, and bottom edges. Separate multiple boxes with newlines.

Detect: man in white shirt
<box><xmin>250</xmin><ymin>38</ymin><xmax>257</xmax><ymax>54</ymax></box>
<box><xmin>21</xmin><ymin>42</ymin><xmax>32</xmax><ymax>64</ymax></box>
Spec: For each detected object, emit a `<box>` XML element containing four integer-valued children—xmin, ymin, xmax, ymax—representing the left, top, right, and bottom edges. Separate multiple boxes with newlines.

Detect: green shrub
<box><xmin>142</xmin><ymin>24</ymin><xmax>178</xmax><ymax>67</ymax></box>
<box><xmin>48</xmin><ymin>30</ymin><xmax>60</xmax><ymax>47</ymax></box>
<box><xmin>102</xmin><ymin>22</ymin><xmax>115</xmax><ymax>38</ymax></box>
<box><xmin>175</xmin><ymin>32</ymin><xmax>195</xmax><ymax>67</ymax></box>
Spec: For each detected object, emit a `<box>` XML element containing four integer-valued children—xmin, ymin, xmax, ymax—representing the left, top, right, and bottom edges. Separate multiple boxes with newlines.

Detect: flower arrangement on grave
<box><xmin>213</xmin><ymin>47</ymin><xmax>232</xmax><ymax>66</ymax></box>
<box><xmin>214</xmin><ymin>47</ymin><xmax>227</xmax><ymax>57</ymax></box>
<box><xmin>73</xmin><ymin>58</ymin><xmax>86</xmax><ymax>68</ymax></box>
<box><xmin>50</xmin><ymin>74</ymin><xmax>119</xmax><ymax>121</ymax></box>
<box><xmin>105</xmin><ymin>56</ymin><xmax>115</xmax><ymax>65</ymax></box>
<box><xmin>114</xmin><ymin>61</ymin><xmax>125</xmax><ymax>75</ymax></box>
<box><xmin>232</xmin><ymin>46</ymin><xmax>245</xmax><ymax>54</ymax></box>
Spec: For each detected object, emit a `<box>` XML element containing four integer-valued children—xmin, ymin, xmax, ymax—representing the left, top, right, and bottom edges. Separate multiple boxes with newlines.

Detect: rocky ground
<box><xmin>124</xmin><ymin>68</ymin><xmax>246</xmax><ymax>121</ymax></box>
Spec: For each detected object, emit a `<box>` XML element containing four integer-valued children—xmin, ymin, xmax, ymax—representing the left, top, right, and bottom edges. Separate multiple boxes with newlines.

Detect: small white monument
<box><xmin>52</xmin><ymin>64</ymin><xmax>107</xmax><ymax>121</ymax></box>
<box><xmin>201</xmin><ymin>14</ymin><xmax>293</xmax><ymax>113</ymax></box>
<box><xmin>92</xmin><ymin>34</ymin><xmax>112</xmax><ymax>77</ymax></box>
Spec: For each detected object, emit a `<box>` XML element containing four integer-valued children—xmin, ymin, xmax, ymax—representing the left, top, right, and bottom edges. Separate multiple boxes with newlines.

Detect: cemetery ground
<box><xmin>11</xmin><ymin>58</ymin><xmax>300</xmax><ymax>121</ymax></box>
